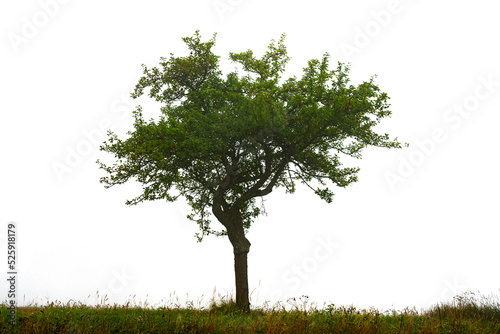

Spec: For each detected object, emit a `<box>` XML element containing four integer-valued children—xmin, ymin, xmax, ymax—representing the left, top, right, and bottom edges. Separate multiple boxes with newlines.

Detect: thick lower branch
<box><xmin>237</xmin><ymin>156</ymin><xmax>289</xmax><ymax>205</ymax></box>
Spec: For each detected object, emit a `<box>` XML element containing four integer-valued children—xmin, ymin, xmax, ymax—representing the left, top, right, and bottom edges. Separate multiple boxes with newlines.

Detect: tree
<box><xmin>98</xmin><ymin>31</ymin><xmax>404</xmax><ymax>312</ymax></box>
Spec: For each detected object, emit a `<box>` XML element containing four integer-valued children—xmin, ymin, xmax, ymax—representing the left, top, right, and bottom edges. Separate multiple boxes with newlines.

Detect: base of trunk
<box><xmin>234</xmin><ymin>250</ymin><xmax>250</xmax><ymax>312</ymax></box>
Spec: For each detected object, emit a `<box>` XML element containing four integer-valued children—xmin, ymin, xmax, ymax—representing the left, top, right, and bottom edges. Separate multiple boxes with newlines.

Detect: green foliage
<box><xmin>98</xmin><ymin>30</ymin><xmax>403</xmax><ymax>240</ymax></box>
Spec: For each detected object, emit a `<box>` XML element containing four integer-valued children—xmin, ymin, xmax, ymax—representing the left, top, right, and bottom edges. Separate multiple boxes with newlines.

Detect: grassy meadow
<box><xmin>2</xmin><ymin>291</ymin><xmax>500</xmax><ymax>333</ymax></box>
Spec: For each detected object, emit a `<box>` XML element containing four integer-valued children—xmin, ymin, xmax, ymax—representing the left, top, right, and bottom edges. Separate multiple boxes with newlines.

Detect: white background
<box><xmin>1</xmin><ymin>0</ymin><xmax>499</xmax><ymax>311</ymax></box>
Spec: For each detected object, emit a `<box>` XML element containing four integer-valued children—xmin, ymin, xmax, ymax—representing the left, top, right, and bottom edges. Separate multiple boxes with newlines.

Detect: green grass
<box><xmin>2</xmin><ymin>291</ymin><xmax>500</xmax><ymax>333</ymax></box>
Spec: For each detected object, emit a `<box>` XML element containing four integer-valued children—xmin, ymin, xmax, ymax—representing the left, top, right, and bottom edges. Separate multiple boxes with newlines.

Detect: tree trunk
<box><xmin>234</xmin><ymin>247</ymin><xmax>250</xmax><ymax>312</ymax></box>
<box><xmin>212</xmin><ymin>199</ymin><xmax>252</xmax><ymax>312</ymax></box>
<box><xmin>225</xmin><ymin>209</ymin><xmax>251</xmax><ymax>312</ymax></box>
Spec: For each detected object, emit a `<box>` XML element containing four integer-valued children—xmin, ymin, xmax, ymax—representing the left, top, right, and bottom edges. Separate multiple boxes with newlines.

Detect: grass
<box><xmin>1</xmin><ymin>291</ymin><xmax>500</xmax><ymax>333</ymax></box>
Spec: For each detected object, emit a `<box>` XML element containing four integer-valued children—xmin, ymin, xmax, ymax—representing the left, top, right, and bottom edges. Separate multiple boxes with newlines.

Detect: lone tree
<box><xmin>98</xmin><ymin>31</ymin><xmax>403</xmax><ymax>312</ymax></box>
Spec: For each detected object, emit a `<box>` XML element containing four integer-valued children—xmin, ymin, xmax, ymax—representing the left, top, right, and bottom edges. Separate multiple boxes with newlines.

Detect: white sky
<box><xmin>1</xmin><ymin>0</ymin><xmax>499</xmax><ymax>311</ymax></box>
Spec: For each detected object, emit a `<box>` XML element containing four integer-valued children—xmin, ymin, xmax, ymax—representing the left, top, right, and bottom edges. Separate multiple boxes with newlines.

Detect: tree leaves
<box><xmin>99</xmin><ymin>31</ymin><xmax>403</xmax><ymax>240</ymax></box>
